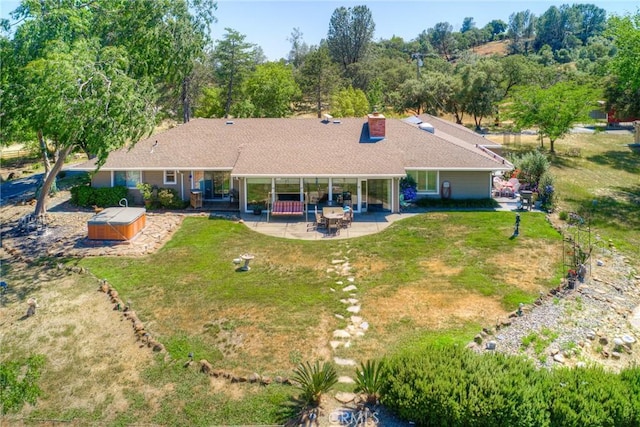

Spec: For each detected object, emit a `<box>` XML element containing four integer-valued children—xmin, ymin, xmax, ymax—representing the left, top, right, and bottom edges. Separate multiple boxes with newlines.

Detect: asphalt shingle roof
<box><xmin>74</xmin><ymin>116</ymin><xmax>511</xmax><ymax>175</ymax></box>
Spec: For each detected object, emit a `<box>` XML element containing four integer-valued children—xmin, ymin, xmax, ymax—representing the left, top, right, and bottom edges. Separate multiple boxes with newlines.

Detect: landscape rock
<box><xmin>553</xmin><ymin>353</ymin><xmax>565</xmax><ymax>364</ymax></box>
<box><xmin>335</xmin><ymin>392</ymin><xmax>356</xmax><ymax>404</ymax></box>
<box><xmin>199</xmin><ymin>360</ymin><xmax>213</xmax><ymax>375</ymax></box>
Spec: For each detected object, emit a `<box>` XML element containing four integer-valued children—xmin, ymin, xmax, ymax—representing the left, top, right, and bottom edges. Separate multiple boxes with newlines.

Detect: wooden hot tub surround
<box><xmin>87</xmin><ymin>207</ymin><xmax>146</xmax><ymax>241</ymax></box>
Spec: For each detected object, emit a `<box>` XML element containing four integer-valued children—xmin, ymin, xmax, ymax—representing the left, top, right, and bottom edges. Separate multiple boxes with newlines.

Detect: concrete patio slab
<box><xmin>236</xmin><ymin>198</ymin><xmax>542</xmax><ymax>241</ymax></box>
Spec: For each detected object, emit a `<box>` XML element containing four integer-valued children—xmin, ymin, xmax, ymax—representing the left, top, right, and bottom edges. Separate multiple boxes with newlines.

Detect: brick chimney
<box><xmin>367</xmin><ymin>112</ymin><xmax>386</xmax><ymax>139</ymax></box>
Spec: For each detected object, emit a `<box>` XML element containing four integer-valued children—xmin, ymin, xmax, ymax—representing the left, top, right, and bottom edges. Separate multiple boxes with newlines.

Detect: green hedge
<box><xmin>381</xmin><ymin>346</ymin><xmax>640</xmax><ymax>426</ymax></box>
<box><xmin>70</xmin><ymin>185</ymin><xmax>129</xmax><ymax>208</ymax></box>
<box><xmin>415</xmin><ymin>198</ymin><xmax>499</xmax><ymax>209</ymax></box>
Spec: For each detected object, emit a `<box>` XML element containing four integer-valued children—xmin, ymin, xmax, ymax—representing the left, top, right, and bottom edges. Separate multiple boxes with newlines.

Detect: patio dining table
<box><xmin>323</xmin><ymin>211</ymin><xmax>344</xmax><ymax>235</ymax></box>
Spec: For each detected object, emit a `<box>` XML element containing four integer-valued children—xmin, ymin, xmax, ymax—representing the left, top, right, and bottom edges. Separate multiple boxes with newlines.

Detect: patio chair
<box><xmin>342</xmin><ymin>207</ymin><xmax>353</xmax><ymax>227</ymax></box>
<box><xmin>492</xmin><ymin>177</ymin><xmax>507</xmax><ymax>197</ymax></box>
<box><xmin>315</xmin><ymin>212</ymin><xmax>327</xmax><ymax>229</ymax></box>
<box><xmin>508</xmin><ymin>178</ymin><xmax>521</xmax><ymax>196</ymax></box>
<box><xmin>327</xmin><ymin>217</ymin><xmax>341</xmax><ymax>236</ymax></box>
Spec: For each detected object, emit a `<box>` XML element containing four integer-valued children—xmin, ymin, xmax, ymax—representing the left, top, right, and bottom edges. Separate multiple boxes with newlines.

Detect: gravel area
<box><xmin>470</xmin><ymin>243</ymin><xmax>640</xmax><ymax>370</ymax></box>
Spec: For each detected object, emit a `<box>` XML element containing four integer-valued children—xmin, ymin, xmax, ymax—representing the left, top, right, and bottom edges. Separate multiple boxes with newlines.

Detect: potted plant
<box><xmin>249</xmin><ymin>200</ymin><xmax>265</xmax><ymax>215</ymax></box>
<box><xmin>136</xmin><ymin>182</ymin><xmax>154</xmax><ymax>208</ymax></box>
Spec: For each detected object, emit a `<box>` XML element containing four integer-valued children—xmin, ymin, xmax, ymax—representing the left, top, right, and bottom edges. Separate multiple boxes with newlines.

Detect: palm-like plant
<box><xmin>354</xmin><ymin>359</ymin><xmax>385</xmax><ymax>405</ymax></box>
<box><xmin>292</xmin><ymin>361</ymin><xmax>338</xmax><ymax>406</ymax></box>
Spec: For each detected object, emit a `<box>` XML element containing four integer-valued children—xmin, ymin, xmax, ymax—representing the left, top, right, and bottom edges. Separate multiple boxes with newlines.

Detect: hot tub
<box><xmin>87</xmin><ymin>207</ymin><xmax>146</xmax><ymax>241</ymax></box>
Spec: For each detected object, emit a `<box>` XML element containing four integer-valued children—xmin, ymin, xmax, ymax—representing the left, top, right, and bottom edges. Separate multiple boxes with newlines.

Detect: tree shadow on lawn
<box><xmin>578</xmin><ymin>186</ymin><xmax>640</xmax><ymax>231</ymax></box>
<box><xmin>586</xmin><ymin>150</ymin><xmax>640</xmax><ymax>175</ymax></box>
<box><xmin>550</xmin><ymin>153</ymin><xmax>583</xmax><ymax>170</ymax></box>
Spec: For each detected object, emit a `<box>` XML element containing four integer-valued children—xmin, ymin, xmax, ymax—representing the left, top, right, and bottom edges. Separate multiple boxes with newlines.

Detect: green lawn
<box><xmin>68</xmin><ymin>210</ymin><xmax>562</xmax><ymax>424</ymax></box>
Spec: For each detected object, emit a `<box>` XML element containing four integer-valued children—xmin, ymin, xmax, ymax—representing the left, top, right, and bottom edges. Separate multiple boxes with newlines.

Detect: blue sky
<box><xmin>2</xmin><ymin>0</ymin><xmax>637</xmax><ymax>60</ymax></box>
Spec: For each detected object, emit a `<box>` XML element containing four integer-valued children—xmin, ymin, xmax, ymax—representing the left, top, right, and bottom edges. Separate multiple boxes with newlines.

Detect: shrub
<box><xmin>548</xmin><ymin>367</ymin><xmax>636</xmax><ymax>426</ymax></box>
<box><xmin>621</xmin><ymin>367</ymin><xmax>640</xmax><ymax>424</ymax></box>
<box><xmin>512</xmin><ymin>150</ymin><xmax>551</xmax><ymax>189</ymax></box>
<box><xmin>157</xmin><ymin>188</ymin><xmax>184</xmax><ymax>209</ymax></box>
<box><xmin>292</xmin><ymin>361</ymin><xmax>337</xmax><ymax>406</ymax></box>
<box><xmin>136</xmin><ymin>182</ymin><xmax>153</xmax><ymax>201</ymax></box>
<box><xmin>414</xmin><ymin>198</ymin><xmax>499</xmax><ymax>209</ymax></box>
<box><xmin>381</xmin><ymin>345</ymin><xmax>549</xmax><ymax>426</ymax></box>
<box><xmin>70</xmin><ymin>185</ymin><xmax>94</xmax><ymax>206</ymax></box>
<box><xmin>70</xmin><ymin>185</ymin><xmax>128</xmax><ymax>208</ymax></box>
<box><xmin>94</xmin><ymin>186</ymin><xmax>129</xmax><ymax>207</ymax></box>
<box><xmin>538</xmin><ymin>172</ymin><xmax>556</xmax><ymax>210</ymax></box>
<box><xmin>354</xmin><ymin>360</ymin><xmax>385</xmax><ymax>405</ymax></box>
<box><xmin>400</xmin><ymin>175</ymin><xmax>418</xmax><ymax>201</ymax></box>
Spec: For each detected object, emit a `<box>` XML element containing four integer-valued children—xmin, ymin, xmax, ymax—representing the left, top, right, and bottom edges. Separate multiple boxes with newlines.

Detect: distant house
<box><xmin>73</xmin><ymin>113</ymin><xmax>512</xmax><ymax>214</ymax></box>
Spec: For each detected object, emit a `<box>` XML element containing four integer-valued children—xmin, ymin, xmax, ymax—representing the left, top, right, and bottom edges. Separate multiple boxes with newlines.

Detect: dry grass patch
<box><xmin>0</xmin><ymin>259</ymin><xmax>154</xmax><ymax>421</ymax></box>
<box><xmin>237</xmin><ymin>311</ymin><xmax>335</xmax><ymax>372</ymax></box>
<box><xmin>363</xmin><ymin>285</ymin><xmax>507</xmax><ymax>331</ymax></box>
<box><xmin>350</xmin><ymin>255</ymin><xmax>390</xmax><ymax>276</ymax></box>
<box><xmin>420</xmin><ymin>258</ymin><xmax>464</xmax><ymax>276</ymax></box>
<box><xmin>491</xmin><ymin>242</ymin><xmax>562</xmax><ymax>293</ymax></box>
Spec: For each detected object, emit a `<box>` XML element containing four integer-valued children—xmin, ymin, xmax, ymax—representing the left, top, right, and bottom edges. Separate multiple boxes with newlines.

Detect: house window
<box><xmin>114</xmin><ymin>171</ymin><xmax>142</xmax><ymax>188</ymax></box>
<box><xmin>407</xmin><ymin>170</ymin><xmax>438</xmax><ymax>193</ymax></box>
<box><xmin>164</xmin><ymin>170</ymin><xmax>177</xmax><ymax>185</ymax></box>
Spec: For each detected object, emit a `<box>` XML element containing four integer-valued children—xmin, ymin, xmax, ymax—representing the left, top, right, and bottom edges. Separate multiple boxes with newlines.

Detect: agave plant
<box><xmin>354</xmin><ymin>359</ymin><xmax>385</xmax><ymax>405</ymax></box>
<box><xmin>292</xmin><ymin>361</ymin><xmax>338</xmax><ymax>406</ymax></box>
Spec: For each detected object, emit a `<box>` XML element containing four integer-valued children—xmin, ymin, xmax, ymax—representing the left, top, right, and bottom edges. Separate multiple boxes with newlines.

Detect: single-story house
<box><xmin>72</xmin><ymin>113</ymin><xmax>512</xmax><ymax>214</ymax></box>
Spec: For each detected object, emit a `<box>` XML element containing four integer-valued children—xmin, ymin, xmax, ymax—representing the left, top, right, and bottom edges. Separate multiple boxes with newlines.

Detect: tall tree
<box><xmin>461</xmin><ymin>17</ymin><xmax>476</xmax><ymax>33</ymax></box>
<box><xmin>287</xmin><ymin>27</ymin><xmax>309</xmax><ymax>68</ymax></box>
<box><xmin>244</xmin><ymin>62</ymin><xmax>300</xmax><ymax>117</ymax></box>
<box><xmin>330</xmin><ymin>86</ymin><xmax>369</xmax><ymax>117</ymax></box>
<box><xmin>605</xmin><ymin>11</ymin><xmax>640</xmax><ymax>118</ymax></box>
<box><xmin>483</xmin><ymin>19</ymin><xmax>508</xmax><ymax>41</ymax></box>
<box><xmin>507</xmin><ymin>10</ymin><xmax>536</xmax><ymax>54</ymax></box>
<box><xmin>506</xmin><ymin>81</ymin><xmax>597</xmax><ymax>152</ymax></box>
<box><xmin>296</xmin><ymin>44</ymin><xmax>342</xmax><ymax>118</ymax></box>
<box><xmin>428</xmin><ymin>22</ymin><xmax>457</xmax><ymax>61</ymax></box>
<box><xmin>326</xmin><ymin>5</ymin><xmax>375</xmax><ymax>72</ymax></box>
<box><xmin>95</xmin><ymin>0</ymin><xmax>215</xmax><ymax>122</ymax></box>
<box><xmin>212</xmin><ymin>28</ymin><xmax>258</xmax><ymax>118</ymax></box>
<box><xmin>573</xmin><ymin>3</ymin><xmax>607</xmax><ymax>45</ymax></box>
<box><xmin>0</xmin><ymin>0</ymin><xmax>209</xmax><ymax>215</ymax></box>
<box><xmin>161</xmin><ymin>0</ymin><xmax>216</xmax><ymax>123</ymax></box>
<box><xmin>458</xmin><ymin>58</ymin><xmax>503</xmax><ymax>129</ymax></box>
<box><xmin>22</xmin><ymin>40</ymin><xmax>157</xmax><ymax>215</ymax></box>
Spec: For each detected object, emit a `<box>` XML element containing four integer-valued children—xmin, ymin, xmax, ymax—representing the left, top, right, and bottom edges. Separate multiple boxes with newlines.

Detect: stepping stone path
<box><xmin>334</xmin><ymin>357</ymin><xmax>357</xmax><ymax>366</ymax></box>
<box><xmin>328</xmin><ymin>257</ymin><xmax>372</xmax><ymax>387</ymax></box>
